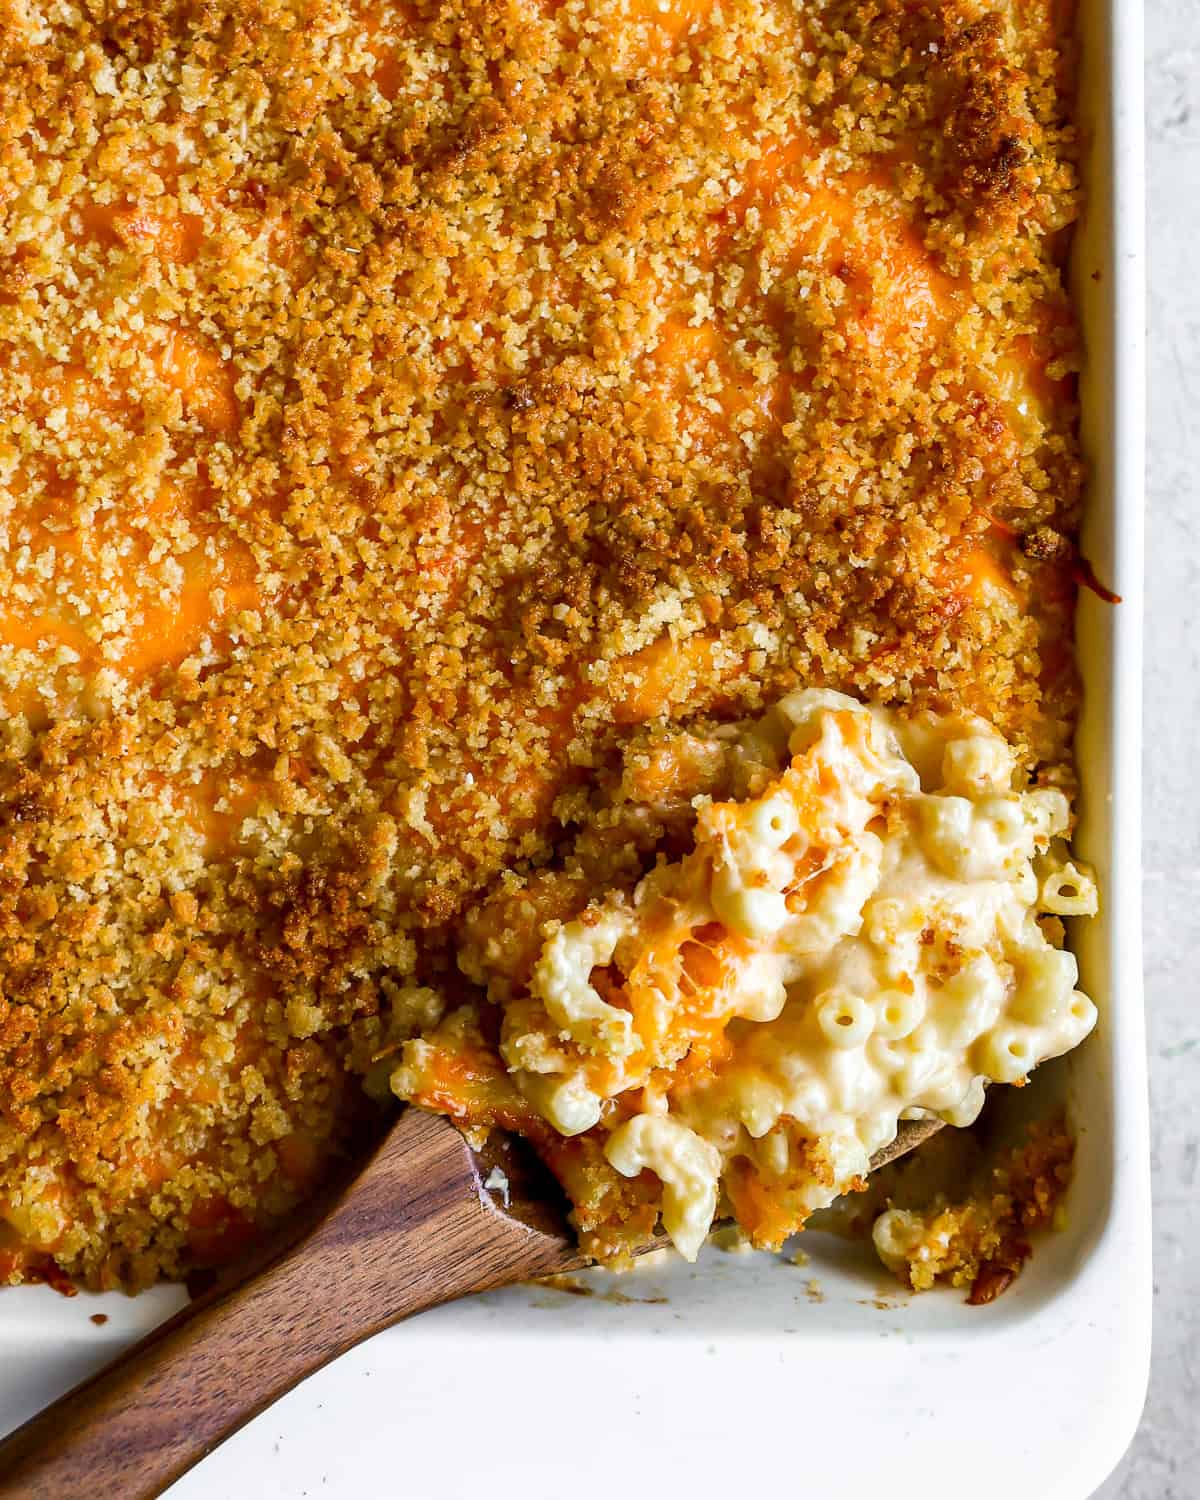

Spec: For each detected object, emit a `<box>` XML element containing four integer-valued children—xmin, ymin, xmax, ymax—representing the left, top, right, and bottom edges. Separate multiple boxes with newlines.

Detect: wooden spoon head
<box><xmin>869</xmin><ymin>1117</ymin><xmax>944</xmax><ymax>1172</ymax></box>
<box><xmin>217</xmin><ymin>1107</ymin><xmax>948</xmax><ymax>1303</ymax></box>
<box><xmin>466</xmin><ymin>1124</ymin><xmax>578</xmax><ymax>1246</ymax></box>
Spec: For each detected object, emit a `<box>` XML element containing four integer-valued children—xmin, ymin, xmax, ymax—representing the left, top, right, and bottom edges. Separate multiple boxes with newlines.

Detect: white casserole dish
<box><xmin>0</xmin><ymin>0</ymin><xmax>1148</xmax><ymax>1493</ymax></box>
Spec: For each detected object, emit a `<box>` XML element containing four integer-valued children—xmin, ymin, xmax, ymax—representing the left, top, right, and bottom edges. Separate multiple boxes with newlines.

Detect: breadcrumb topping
<box><xmin>0</xmin><ymin>0</ymin><xmax>1083</xmax><ymax>1288</ymax></box>
<box><xmin>866</xmin><ymin>1114</ymin><xmax>1076</xmax><ymax>1301</ymax></box>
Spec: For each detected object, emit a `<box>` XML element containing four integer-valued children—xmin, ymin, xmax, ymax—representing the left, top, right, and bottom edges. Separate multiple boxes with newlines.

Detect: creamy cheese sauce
<box><xmin>494</xmin><ymin>691</ymin><xmax>1097</xmax><ymax>1258</ymax></box>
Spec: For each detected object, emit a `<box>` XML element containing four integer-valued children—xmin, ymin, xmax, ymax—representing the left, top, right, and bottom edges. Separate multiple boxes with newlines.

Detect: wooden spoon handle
<box><xmin>0</xmin><ymin>1261</ymin><xmax>369</xmax><ymax>1500</ymax></box>
<box><xmin>0</xmin><ymin>1111</ymin><xmax>564</xmax><ymax>1500</ymax></box>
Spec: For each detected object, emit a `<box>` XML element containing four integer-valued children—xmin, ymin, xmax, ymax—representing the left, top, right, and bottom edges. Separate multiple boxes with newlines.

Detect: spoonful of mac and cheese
<box><xmin>393</xmin><ymin>690</ymin><xmax>1097</xmax><ymax>1263</ymax></box>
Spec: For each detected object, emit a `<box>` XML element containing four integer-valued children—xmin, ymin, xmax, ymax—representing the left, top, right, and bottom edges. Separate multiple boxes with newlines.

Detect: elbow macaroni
<box><xmin>531</xmin><ymin>909</ymin><xmax>636</xmax><ymax>1055</ymax></box>
<box><xmin>605</xmin><ymin>1115</ymin><xmax>722</xmax><ymax>1263</ymax></box>
<box><xmin>394</xmin><ymin>691</ymin><xmax>1099</xmax><ymax>1261</ymax></box>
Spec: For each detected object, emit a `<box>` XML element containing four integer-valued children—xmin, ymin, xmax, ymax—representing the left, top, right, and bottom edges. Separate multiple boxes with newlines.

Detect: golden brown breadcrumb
<box><xmin>0</xmin><ymin>0</ymin><xmax>1084</xmax><ymax>1288</ymax></box>
<box><xmin>859</xmin><ymin>1115</ymin><xmax>1077</xmax><ymax>1301</ymax></box>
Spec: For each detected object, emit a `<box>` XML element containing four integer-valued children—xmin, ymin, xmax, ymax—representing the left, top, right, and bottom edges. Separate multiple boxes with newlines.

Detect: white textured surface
<box><xmin>1093</xmin><ymin>9</ymin><xmax>1200</xmax><ymax>1496</ymax></box>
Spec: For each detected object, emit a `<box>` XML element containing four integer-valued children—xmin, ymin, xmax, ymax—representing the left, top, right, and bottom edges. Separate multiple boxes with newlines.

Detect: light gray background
<box><xmin>1093</xmin><ymin>7</ymin><xmax>1199</xmax><ymax>1496</ymax></box>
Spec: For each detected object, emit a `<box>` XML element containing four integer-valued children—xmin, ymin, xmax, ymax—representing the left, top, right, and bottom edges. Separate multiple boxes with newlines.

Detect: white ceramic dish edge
<box><xmin>0</xmin><ymin>3</ymin><xmax>1149</xmax><ymax>1495</ymax></box>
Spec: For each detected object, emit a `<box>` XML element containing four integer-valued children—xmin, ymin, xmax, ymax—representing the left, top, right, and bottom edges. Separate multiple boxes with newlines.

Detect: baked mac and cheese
<box><xmin>0</xmin><ymin>0</ymin><xmax>1094</xmax><ymax>1294</ymax></box>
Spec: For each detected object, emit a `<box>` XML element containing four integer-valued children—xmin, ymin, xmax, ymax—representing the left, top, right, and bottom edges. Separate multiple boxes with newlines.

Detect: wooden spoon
<box><xmin>0</xmin><ymin>1110</ymin><xmax>939</xmax><ymax>1499</ymax></box>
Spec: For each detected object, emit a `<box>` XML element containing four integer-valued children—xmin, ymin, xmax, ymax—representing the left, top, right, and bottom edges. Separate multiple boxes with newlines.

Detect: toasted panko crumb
<box><xmin>0</xmin><ymin>0</ymin><xmax>1084</xmax><ymax>1288</ymax></box>
<box><xmin>869</xmin><ymin>1118</ymin><xmax>1076</xmax><ymax>1301</ymax></box>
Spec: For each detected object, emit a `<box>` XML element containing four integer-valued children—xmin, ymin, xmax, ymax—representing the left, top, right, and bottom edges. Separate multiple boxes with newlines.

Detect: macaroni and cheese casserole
<box><xmin>0</xmin><ymin>0</ymin><xmax>1094</xmax><ymax>1291</ymax></box>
